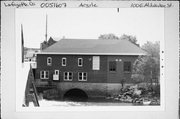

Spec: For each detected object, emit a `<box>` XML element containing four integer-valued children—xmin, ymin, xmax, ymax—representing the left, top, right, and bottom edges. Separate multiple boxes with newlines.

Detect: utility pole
<box><xmin>45</xmin><ymin>14</ymin><xmax>48</xmax><ymax>42</ymax></box>
<box><xmin>21</xmin><ymin>24</ymin><xmax>24</xmax><ymax>64</ymax></box>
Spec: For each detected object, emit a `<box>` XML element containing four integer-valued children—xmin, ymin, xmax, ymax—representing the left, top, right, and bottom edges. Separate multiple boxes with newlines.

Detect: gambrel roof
<box><xmin>40</xmin><ymin>38</ymin><xmax>146</xmax><ymax>55</ymax></box>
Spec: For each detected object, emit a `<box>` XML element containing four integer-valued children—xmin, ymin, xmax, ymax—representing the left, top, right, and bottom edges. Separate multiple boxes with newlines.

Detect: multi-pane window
<box><xmin>64</xmin><ymin>72</ymin><xmax>73</xmax><ymax>81</ymax></box>
<box><xmin>47</xmin><ymin>57</ymin><xmax>52</xmax><ymax>66</ymax></box>
<box><xmin>124</xmin><ymin>61</ymin><xmax>131</xmax><ymax>72</ymax></box>
<box><xmin>109</xmin><ymin>61</ymin><xmax>116</xmax><ymax>72</ymax></box>
<box><xmin>40</xmin><ymin>71</ymin><xmax>49</xmax><ymax>79</ymax></box>
<box><xmin>78</xmin><ymin>72</ymin><xmax>87</xmax><ymax>81</ymax></box>
<box><xmin>78</xmin><ymin>58</ymin><xmax>83</xmax><ymax>67</ymax></box>
<box><xmin>62</xmin><ymin>58</ymin><xmax>66</xmax><ymax>66</ymax></box>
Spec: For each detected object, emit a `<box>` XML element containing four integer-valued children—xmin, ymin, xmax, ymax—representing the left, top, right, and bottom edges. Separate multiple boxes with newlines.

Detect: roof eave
<box><xmin>37</xmin><ymin>52</ymin><xmax>146</xmax><ymax>56</ymax></box>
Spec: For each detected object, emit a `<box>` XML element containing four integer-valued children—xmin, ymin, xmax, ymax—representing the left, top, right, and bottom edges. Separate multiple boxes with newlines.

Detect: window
<box><xmin>124</xmin><ymin>61</ymin><xmax>131</xmax><ymax>72</ymax></box>
<box><xmin>62</xmin><ymin>58</ymin><xmax>66</xmax><ymax>66</ymax></box>
<box><xmin>109</xmin><ymin>61</ymin><xmax>116</xmax><ymax>72</ymax></box>
<box><xmin>78</xmin><ymin>58</ymin><xmax>83</xmax><ymax>67</ymax></box>
<box><xmin>40</xmin><ymin>71</ymin><xmax>49</xmax><ymax>79</ymax></box>
<box><xmin>47</xmin><ymin>57</ymin><xmax>52</xmax><ymax>66</ymax></box>
<box><xmin>78</xmin><ymin>72</ymin><xmax>87</xmax><ymax>81</ymax></box>
<box><xmin>64</xmin><ymin>72</ymin><xmax>73</xmax><ymax>81</ymax></box>
<box><xmin>92</xmin><ymin>56</ymin><xmax>100</xmax><ymax>70</ymax></box>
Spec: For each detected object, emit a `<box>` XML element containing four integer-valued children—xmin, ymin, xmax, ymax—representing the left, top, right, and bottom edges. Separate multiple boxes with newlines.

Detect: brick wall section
<box><xmin>35</xmin><ymin>54</ymin><xmax>108</xmax><ymax>83</ymax></box>
<box><xmin>35</xmin><ymin>54</ymin><xmax>138</xmax><ymax>84</ymax></box>
<box><xmin>107</xmin><ymin>55</ymin><xmax>138</xmax><ymax>83</ymax></box>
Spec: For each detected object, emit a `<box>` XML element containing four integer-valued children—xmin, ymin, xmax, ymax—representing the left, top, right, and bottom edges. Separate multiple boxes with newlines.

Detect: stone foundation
<box><xmin>56</xmin><ymin>82</ymin><xmax>134</xmax><ymax>99</ymax></box>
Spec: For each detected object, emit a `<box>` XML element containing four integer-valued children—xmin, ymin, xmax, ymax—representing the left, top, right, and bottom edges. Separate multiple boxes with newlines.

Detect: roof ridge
<box><xmin>61</xmin><ymin>38</ymin><xmax>99</xmax><ymax>40</ymax></box>
<box><xmin>51</xmin><ymin>37</ymin><xmax>129</xmax><ymax>41</ymax></box>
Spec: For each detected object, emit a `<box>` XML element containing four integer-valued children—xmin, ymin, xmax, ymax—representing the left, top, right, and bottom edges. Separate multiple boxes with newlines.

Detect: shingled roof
<box><xmin>40</xmin><ymin>38</ymin><xmax>146</xmax><ymax>55</ymax></box>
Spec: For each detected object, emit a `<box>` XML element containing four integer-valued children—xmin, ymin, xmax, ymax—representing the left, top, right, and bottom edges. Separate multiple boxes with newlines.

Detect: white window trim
<box><xmin>40</xmin><ymin>71</ymin><xmax>49</xmax><ymax>79</ymax></box>
<box><xmin>47</xmin><ymin>57</ymin><xmax>52</xmax><ymax>66</ymax></box>
<box><xmin>63</xmin><ymin>72</ymin><xmax>73</xmax><ymax>81</ymax></box>
<box><xmin>78</xmin><ymin>58</ymin><xmax>83</xmax><ymax>67</ymax></box>
<box><xmin>78</xmin><ymin>72</ymin><xmax>87</xmax><ymax>81</ymax></box>
<box><xmin>92</xmin><ymin>56</ymin><xmax>100</xmax><ymax>70</ymax></box>
<box><xmin>62</xmin><ymin>57</ymin><xmax>66</xmax><ymax>66</ymax></box>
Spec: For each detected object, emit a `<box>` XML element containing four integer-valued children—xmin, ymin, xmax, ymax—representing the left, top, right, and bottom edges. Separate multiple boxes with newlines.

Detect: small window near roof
<box><xmin>109</xmin><ymin>61</ymin><xmax>116</xmax><ymax>72</ymax></box>
<box><xmin>124</xmin><ymin>61</ymin><xmax>131</xmax><ymax>72</ymax></box>
<box><xmin>78</xmin><ymin>58</ymin><xmax>83</xmax><ymax>67</ymax></box>
<box><xmin>62</xmin><ymin>58</ymin><xmax>66</xmax><ymax>66</ymax></box>
<box><xmin>47</xmin><ymin>57</ymin><xmax>52</xmax><ymax>66</ymax></box>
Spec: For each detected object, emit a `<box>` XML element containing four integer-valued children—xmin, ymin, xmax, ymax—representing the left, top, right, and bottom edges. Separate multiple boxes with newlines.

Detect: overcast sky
<box><xmin>16</xmin><ymin>8</ymin><xmax>164</xmax><ymax>48</ymax></box>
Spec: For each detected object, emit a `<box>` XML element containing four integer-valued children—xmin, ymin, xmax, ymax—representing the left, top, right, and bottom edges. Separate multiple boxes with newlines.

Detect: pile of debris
<box><xmin>106</xmin><ymin>85</ymin><xmax>160</xmax><ymax>105</ymax></box>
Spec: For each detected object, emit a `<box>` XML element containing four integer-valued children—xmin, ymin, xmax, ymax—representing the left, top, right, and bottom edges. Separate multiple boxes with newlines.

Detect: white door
<box><xmin>53</xmin><ymin>70</ymin><xmax>59</xmax><ymax>80</ymax></box>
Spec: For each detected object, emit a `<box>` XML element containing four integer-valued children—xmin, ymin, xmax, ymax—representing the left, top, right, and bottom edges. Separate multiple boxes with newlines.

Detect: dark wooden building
<box><xmin>35</xmin><ymin>38</ymin><xmax>146</xmax><ymax>99</ymax></box>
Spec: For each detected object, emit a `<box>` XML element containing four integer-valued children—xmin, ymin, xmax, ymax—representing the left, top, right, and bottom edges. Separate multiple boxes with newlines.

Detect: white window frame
<box><xmin>92</xmin><ymin>56</ymin><xmax>100</xmax><ymax>70</ymax></box>
<box><xmin>63</xmin><ymin>72</ymin><xmax>73</xmax><ymax>81</ymax></box>
<box><xmin>78</xmin><ymin>58</ymin><xmax>83</xmax><ymax>67</ymax></box>
<box><xmin>62</xmin><ymin>57</ymin><xmax>66</xmax><ymax>66</ymax></box>
<box><xmin>47</xmin><ymin>57</ymin><xmax>52</xmax><ymax>66</ymax></box>
<box><xmin>40</xmin><ymin>71</ymin><xmax>49</xmax><ymax>79</ymax></box>
<box><xmin>78</xmin><ymin>72</ymin><xmax>87</xmax><ymax>81</ymax></box>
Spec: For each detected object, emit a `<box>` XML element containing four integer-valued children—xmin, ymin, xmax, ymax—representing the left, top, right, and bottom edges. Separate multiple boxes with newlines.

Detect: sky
<box><xmin>16</xmin><ymin>8</ymin><xmax>164</xmax><ymax>48</ymax></box>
